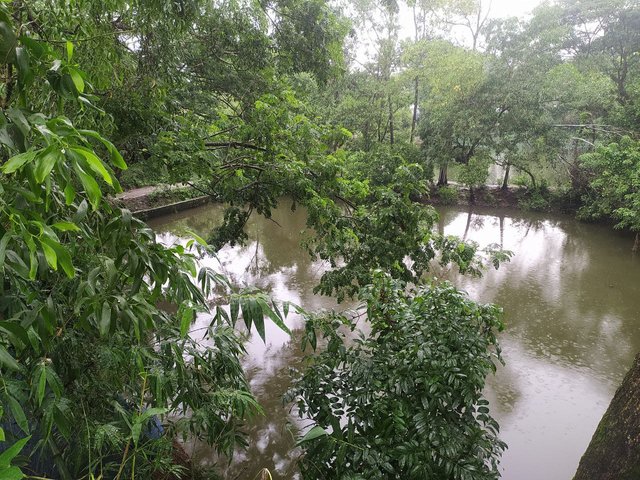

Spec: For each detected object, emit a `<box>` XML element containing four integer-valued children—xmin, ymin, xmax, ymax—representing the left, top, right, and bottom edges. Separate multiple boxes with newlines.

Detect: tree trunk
<box><xmin>462</xmin><ymin>209</ymin><xmax>472</xmax><ymax>241</ymax></box>
<box><xmin>573</xmin><ymin>353</ymin><xmax>640</xmax><ymax>480</ymax></box>
<box><xmin>410</xmin><ymin>77</ymin><xmax>419</xmax><ymax>142</ymax></box>
<box><xmin>388</xmin><ymin>93</ymin><xmax>394</xmax><ymax>145</ymax></box>
<box><xmin>501</xmin><ymin>164</ymin><xmax>510</xmax><ymax>190</ymax></box>
<box><xmin>437</xmin><ymin>164</ymin><xmax>448</xmax><ymax>186</ymax></box>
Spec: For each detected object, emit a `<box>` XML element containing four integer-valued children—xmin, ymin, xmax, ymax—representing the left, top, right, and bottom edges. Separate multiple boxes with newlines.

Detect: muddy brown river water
<box><xmin>148</xmin><ymin>203</ymin><xmax>640</xmax><ymax>480</ymax></box>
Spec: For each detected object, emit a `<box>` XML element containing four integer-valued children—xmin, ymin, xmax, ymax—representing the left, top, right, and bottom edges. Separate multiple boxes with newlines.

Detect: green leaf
<box><xmin>99</xmin><ymin>301</ymin><xmax>111</xmax><ymax>336</ymax></box>
<box><xmin>73</xmin><ymin>161</ymin><xmax>102</xmax><ymax>210</ymax></box>
<box><xmin>65</xmin><ymin>40</ymin><xmax>73</xmax><ymax>62</ymax></box>
<box><xmin>51</xmin><ymin>221</ymin><xmax>80</xmax><ymax>232</ymax></box>
<box><xmin>0</xmin><ymin>346</ymin><xmax>19</xmax><ymax>372</ymax></box>
<box><xmin>6</xmin><ymin>109</ymin><xmax>30</xmax><ymax>137</ymax></box>
<box><xmin>36</xmin><ymin>367</ymin><xmax>46</xmax><ymax>406</ymax></box>
<box><xmin>230</xmin><ymin>296</ymin><xmax>239</xmax><ymax>324</ymax></box>
<box><xmin>78</xmin><ymin>95</ymin><xmax>105</xmax><ymax>114</ymax></box>
<box><xmin>28</xmin><ymin>248</ymin><xmax>37</xmax><ymax>280</ymax></box>
<box><xmin>0</xmin><ymin>21</ymin><xmax>17</xmax><ymax>64</ymax></box>
<box><xmin>50</xmin><ymin>242</ymin><xmax>74</xmax><ymax>278</ymax></box>
<box><xmin>251</xmin><ymin>299</ymin><xmax>265</xmax><ymax>342</ymax></box>
<box><xmin>138</xmin><ymin>407</ymin><xmax>167</xmax><ymax>423</ymax></box>
<box><xmin>1</xmin><ymin>150</ymin><xmax>36</xmax><ymax>174</ymax></box>
<box><xmin>7</xmin><ymin>396</ymin><xmax>28</xmax><ymax>435</ymax></box>
<box><xmin>78</xmin><ymin>130</ymin><xmax>127</xmax><ymax>170</ymax></box>
<box><xmin>0</xmin><ymin>233</ymin><xmax>11</xmax><ymax>268</ymax></box>
<box><xmin>0</xmin><ymin>321</ymin><xmax>28</xmax><ymax>347</ymax></box>
<box><xmin>52</xmin><ymin>406</ymin><xmax>71</xmax><ymax>440</ymax></box>
<box><xmin>20</xmin><ymin>36</ymin><xmax>47</xmax><ymax>60</ymax></box>
<box><xmin>0</xmin><ymin>466</ymin><xmax>26</xmax><ymax>480</ymax></box>
<box><xmin>64</xmin><ymin>183</ymin><xmax>76</xmax><ymax>205</ymax></box>
<box><xmin>72</xmin><ymin>147</ymin><xmax>113</xmax><ymax>185</ymax></box>
<box><xmin>131</xmin><ymin>422</ymin><xmax>142</xmax><ymax>447</ymax></box>
<box><xmin>296</xmin><ymin>426</ymin><xmax>328</xmax><ymax>446</ymax></box>
<box><xmin>34</xmin><ymin>148</ymin><xmax>62</xmax><ymax>183</ymax></box>
<box><xmin>179</xmin><ymin>306</ymin><xmax>194</xmax><ymax>338</ymax></box>
<box><xmin>257</xmin><ymin>298</ymin><xmax>291</xmax><ymax>335</ymax></box>
<box><xmin>68</xmin><ymin>67</ymin><xmax>84</xmax><ymax>94</ymax></box>
<box><xmin>0</xmin><ymin>436</ymin><xmax>30</xmax><ymax>469</ymax></box>
<box><xmin>15</xmin><ymin>46</ymin><xmax>31</xmax><ymax>87</ymax></box>
<box><xmin>185</xmin><ymin>229</ymin><xmax>208</xmax><ymax>247</ymax></box>
<box><xmin>109</xmin><ymin>146</ymin><xmax>127</xmax><ymax>170</ymax></box>
<box><xmin>40</xmin><ymin>240</ymin><xmax>57</xmax><ymax>270</ymax></box>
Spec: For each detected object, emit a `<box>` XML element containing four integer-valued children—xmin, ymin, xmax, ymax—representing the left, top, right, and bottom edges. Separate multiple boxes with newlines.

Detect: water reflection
<box><xmin>149</xmin><ymin>203</ymin><xmax>640</xmax><ymax>480</ymax></box>
<box><xmin>440</xmin><ymin>206</ymin><xmax>640</xmax><ymax>480</ymax></box>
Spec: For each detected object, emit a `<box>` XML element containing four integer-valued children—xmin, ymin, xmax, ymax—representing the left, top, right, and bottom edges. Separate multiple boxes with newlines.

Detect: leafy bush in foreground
<box><xmin>290</xmin><ymin>273</ymin><xmax>506</xmax><ymax>480</ymax></box>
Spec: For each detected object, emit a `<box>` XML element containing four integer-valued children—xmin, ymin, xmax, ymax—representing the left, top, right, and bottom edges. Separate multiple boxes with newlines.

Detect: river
<box><xmin>148</xmin><ymin>202</ymin><xmax>640</xmax><ymax>480</ymax></box>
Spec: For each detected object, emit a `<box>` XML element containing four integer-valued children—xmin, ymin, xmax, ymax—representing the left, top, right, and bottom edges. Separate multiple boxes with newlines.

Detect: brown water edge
<box><xmin>148</xmin><ymin>203</ymin><xmax>640</xmax><ymax>480</ymax></box>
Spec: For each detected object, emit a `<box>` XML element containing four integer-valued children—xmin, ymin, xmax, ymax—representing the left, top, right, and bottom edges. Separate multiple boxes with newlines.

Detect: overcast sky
<box><xmin>353</xmin><ymin>0</ymin><xmax>548</xmax><ymax>63</ymax></box>
<box><xmin>393</xmin><ymin>0</ymin><xmax>547</xmax><ymax>49</ymax></box>
<box><xmin>485</xmin><ymin>0</ymin><xmax>545</xmax><ymax>18</ymax></box>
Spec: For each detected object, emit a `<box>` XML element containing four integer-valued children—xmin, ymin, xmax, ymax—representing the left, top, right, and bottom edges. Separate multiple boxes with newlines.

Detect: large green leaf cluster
<box><xmin>579</xmin><ymin>137</ymin><xmax>640</xmax><ymax>231</ymax></box>
<box><xmin>289</xmin><ymin>272</ymin><xmax>506</xmax><ymax>479</ymax></box>
<box><xmin>0</xmin><ymin>6</ymin><xmax>294</xmax><ymax>478</ymax></box>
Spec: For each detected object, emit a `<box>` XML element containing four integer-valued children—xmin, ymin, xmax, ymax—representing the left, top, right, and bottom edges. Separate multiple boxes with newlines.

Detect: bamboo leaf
<box><xmin>50</xmin><ymin>242</ymin><xmax>74</xmax><ymax>278</ymax></box>
<box><xmin>71</xmin><ymin>147</ymin><xmax>113</xmax><ymax>185</ymax></box>
<box><xmin>230</xmin><ymin>296</ymin><xmax>239</xmax><ymax>325</ymax></box>
<box><xmin>40</xmin><ymin>240</ymin><xmax>57</xmax><ymax>270</ymax></box>
<box><xmin>251</xmin><ymin>299</ymin><xmax>265</xmax><ymax>342</ymax></box>
<box><xmin>36</xmin><ymin>367</ymin><xmax>46</xmax><ymax>406</ymax></box>
<box><xmin>0</xmin><ymin>466</ymin><xmax>26</xmax><ymax>480</ymax></box>
<box><xmin>0</xmin><ymin>346</ymin><xmax>20</xmax><ymax>372</ymax></box>
<box><xmin>179</xmin><ymin>306</ymin><xmax>193</xmax><ymax>338</ymax></box>
<box><xmin>0</xmin><ymin>435</ymin><xmax>31</xmax><ymax>468</ymax></box>
<box><xmin>6</xmin><ymin>396</ymin><xmax>28</xmax><ymax>435</ymax></box>
<box><xmin>0</xmin><ymin>233</ymin><xmax>11</xmax><ymax>268</ymax></box>
<box><xmin>51</xmin><ymin>221</ymin><xmax>80</xmax><ymax>232</ymax></box>
<box><xmin>73</xmin><ymin>161</ymin><xmax>102</xmax><ymax>210</ymax></box>
<box><xmin>257</xmin><ymin>298</ymin><xmax>291</xmax><ymax>335</ymax></box>
<box><xmin>99</xmin><ymin>301</ymin><xmax>111</xmax><ymax>336</ymax></box>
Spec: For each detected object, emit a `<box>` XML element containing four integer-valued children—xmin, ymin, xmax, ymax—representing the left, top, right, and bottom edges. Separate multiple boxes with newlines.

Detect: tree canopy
<box><xmin>0</xmin><ymin>0</ymin><xmax>639</xmax><ymax>478</ymax></box>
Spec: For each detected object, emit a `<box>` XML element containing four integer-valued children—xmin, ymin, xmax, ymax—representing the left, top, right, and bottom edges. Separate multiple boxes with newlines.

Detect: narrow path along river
<box><xmin>148</xmin><ymin>203</ymin><xmax>640</xmax><ymax>480</ymax></box>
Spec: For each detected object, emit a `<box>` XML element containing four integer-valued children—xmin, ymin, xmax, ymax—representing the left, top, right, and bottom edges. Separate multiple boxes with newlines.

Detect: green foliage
<box><xmin>437</xmin><ymin>185</ymin><xmax>460</xmax><ymax>205</ymax></box>
<box><xmin>289</xmin><ymin>272</ymin><xmax>506</xmax><ymax>479</ymax></box>
<box><xmin>0</xmin><ymin>407</ymin><xmax>30</xmax><ymax>480</ymax></box>
<box><xmin>459</xmin><ymin>155</ymin><xmax>491</xmax><ymax>189</ymax></box>
<box><xmin>518</xmin><ymin>185</ymin><xmax>551</xmax><ymax>212</ymax></box>
<box><xmin>578</xmin><ymin>137</ymin><xmax>640</xmax><ymax>231</ymax></box>
<box><xmin>0</xmin><ymin>7</ymin><xmax>296</xmax><ymax>478</ymax></box>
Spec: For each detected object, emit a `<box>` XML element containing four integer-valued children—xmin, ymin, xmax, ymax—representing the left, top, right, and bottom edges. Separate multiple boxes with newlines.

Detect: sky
<box><xmin>397</xmin><ymin>0</ymin><xmax>547</xmax><ymax>44</ymax></box>
<box><xmin>485</xmin><ymin>0</ymin><xmax>546</xmax><ymax>18</ymax></box>
<box><xmin>352</xmin><ymin>0</ymin><xmax>548</xmax><ymax>64</ymax></box>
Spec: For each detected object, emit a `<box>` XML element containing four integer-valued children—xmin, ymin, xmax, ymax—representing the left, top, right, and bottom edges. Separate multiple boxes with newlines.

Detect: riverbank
<box><xmin>423</xmin><ymin>183</ymin><xmax>583</xmax><ymax>215</ymax></box>
<box><xmin>119</xmin><ymin>183</ymin><xmax>578</xmax><ymax>215</ymax></box>
<box><xmin>116</xmin><ymin>184</ymin><xmax>213</xmax><ymax>220</ymax></box>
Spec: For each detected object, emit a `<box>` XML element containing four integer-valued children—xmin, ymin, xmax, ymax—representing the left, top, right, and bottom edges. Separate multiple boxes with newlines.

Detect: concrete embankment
<box><xmin>116</xmin><ymin>185</ymin><xmax>214</xmax><ymax>220</ymax></box>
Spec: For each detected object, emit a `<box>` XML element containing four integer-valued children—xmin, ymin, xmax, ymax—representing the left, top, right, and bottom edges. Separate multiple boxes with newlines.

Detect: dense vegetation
<box><xmin>0</xmin><ymin>0</ymin><xmax>639</xmax><ymax>478</ymax></box>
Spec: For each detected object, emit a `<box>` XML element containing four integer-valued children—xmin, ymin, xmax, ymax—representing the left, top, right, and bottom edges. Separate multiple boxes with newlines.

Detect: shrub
<box><xmin>290</xmin><ymin>273</ymin><xmax>506</xmax><ymax>480</ymax></box>
<box><xmin>438</xmin><ymin>185</ymin><xmax>460</xmax><ymax>205</ymax></box>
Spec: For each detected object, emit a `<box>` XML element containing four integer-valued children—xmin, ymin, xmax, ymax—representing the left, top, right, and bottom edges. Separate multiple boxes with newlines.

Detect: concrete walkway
<box><xmin>117</xmin><ymin>183</ymin><xmax>188</xmax><ymax>200</ymax></box>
